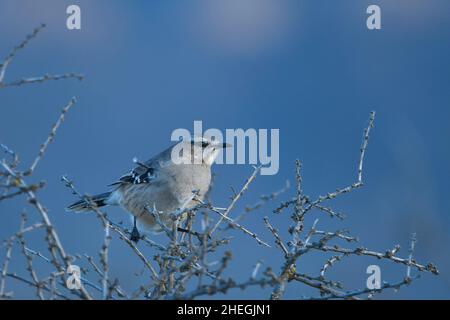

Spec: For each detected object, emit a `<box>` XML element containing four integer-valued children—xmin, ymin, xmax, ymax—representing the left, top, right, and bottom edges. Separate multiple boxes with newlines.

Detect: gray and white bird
<box><xmin>66</xmin><ymin>137</ymin><xmax>230</xmax><ymax>241</ymax></box>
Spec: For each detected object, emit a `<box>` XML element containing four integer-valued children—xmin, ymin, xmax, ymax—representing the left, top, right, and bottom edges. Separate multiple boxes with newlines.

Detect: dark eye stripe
<box><xmin>191</xmin><ymin>140</ymin><xmax>209</xmax><ymax>148</ymax></box>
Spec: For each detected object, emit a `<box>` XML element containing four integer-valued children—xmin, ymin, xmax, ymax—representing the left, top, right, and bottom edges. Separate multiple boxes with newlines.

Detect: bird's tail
<box><xmin>66</xmin><ymin>192</ymin><xmax>112</xmax><ymax>212</ymax></box>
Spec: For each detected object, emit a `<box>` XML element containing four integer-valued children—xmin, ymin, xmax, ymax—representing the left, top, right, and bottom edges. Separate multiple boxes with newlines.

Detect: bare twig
<box><xmin>25</xmin><ymin>97</ymin><xmax>77</xmax><ymax>176</ymax></box>
<box><xmin>0</xmin><ymin>24</ymin><xmax>46</xmax><ymax>84</ymax></box>
<box><xmin>0</xmin><ymin>24</ymin><xmax>83</xmax><ymax>89</ymax></box>
<box><xmin>210</xmin><ymin>165</ymin><xmax>261</xmax><ymax>234</ymax></box>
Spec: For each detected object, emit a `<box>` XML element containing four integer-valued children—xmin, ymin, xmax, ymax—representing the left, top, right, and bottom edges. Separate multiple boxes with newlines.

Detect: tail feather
<box><xmin>66</xmin><ymin>192</ymin><xmax>112</xmax><ymax>212</ymax></box>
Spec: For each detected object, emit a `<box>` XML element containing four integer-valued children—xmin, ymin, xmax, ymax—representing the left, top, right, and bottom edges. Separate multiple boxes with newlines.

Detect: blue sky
<box><xmin>1</xmin><ymin>0</ymin><xmax>449</xmax><ymax>299</ymax></box>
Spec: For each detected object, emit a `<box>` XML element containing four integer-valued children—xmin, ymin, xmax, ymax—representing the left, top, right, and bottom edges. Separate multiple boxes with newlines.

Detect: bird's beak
<box><xmin>221</xmin><ymin>142</ymin><xmax>232</xmax><ymax>148</ymax></box>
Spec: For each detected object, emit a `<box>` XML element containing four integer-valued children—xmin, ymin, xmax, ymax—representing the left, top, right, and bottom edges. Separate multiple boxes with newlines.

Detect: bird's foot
<box><xmin>130</xmin><ymin>225</ymin><xmax>141</xmax><ymax>243</ymax></box>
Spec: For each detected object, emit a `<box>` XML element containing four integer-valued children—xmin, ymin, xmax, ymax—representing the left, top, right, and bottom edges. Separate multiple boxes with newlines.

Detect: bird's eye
<box><xmin>201</xmin><ymin>141</ymin><xmax>209</xmax><ymax>148</ymax></box>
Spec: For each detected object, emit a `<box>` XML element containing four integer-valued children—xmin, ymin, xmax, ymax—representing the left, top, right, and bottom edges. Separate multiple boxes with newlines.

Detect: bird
<box><xmin>66</xmin><ymin>137</ymin><xmax>230</xmax><ymax>242</ymax></box>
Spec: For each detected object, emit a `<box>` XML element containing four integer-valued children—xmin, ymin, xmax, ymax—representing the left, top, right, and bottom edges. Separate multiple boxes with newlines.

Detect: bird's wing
<box><xmin>109</xmin><ymin>160</ymin><xmax>157</xmax><ymax>186</ymax></box>
<box><xmin>109</xmin><ymin>145</ymin><xmax>174</xmax><ymax>186</ymax></box>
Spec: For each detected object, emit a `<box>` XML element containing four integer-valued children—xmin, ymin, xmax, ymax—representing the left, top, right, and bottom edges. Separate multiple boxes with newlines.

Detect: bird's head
<box><xmin>171</xmin><ymin>136</ymin><xmax>231</xmax><ymax>166</ymax></box>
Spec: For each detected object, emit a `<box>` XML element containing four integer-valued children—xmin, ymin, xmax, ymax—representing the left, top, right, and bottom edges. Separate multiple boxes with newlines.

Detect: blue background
<box><xmin>1</xmin><ymin>0</ymin><xmax>449</xmax><ymax>299</ymax></box>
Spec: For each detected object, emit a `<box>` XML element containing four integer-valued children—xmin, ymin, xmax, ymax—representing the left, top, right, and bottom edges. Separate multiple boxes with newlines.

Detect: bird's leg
<box><xmin>130</xmin><ymin>216</ymin><xmax>141</xmax><ymax>243</ymax></box>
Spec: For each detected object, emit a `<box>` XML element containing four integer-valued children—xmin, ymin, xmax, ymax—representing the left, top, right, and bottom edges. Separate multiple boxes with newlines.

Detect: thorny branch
<box><xmin>0</xmin><ymin>24</ymin><xmax>82</xmax><ymax>89</ymax></box>
<box><xmin>0</xmin><ymin>27</ymin><xmax>438</xmax><ymax>300</ymax></box>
